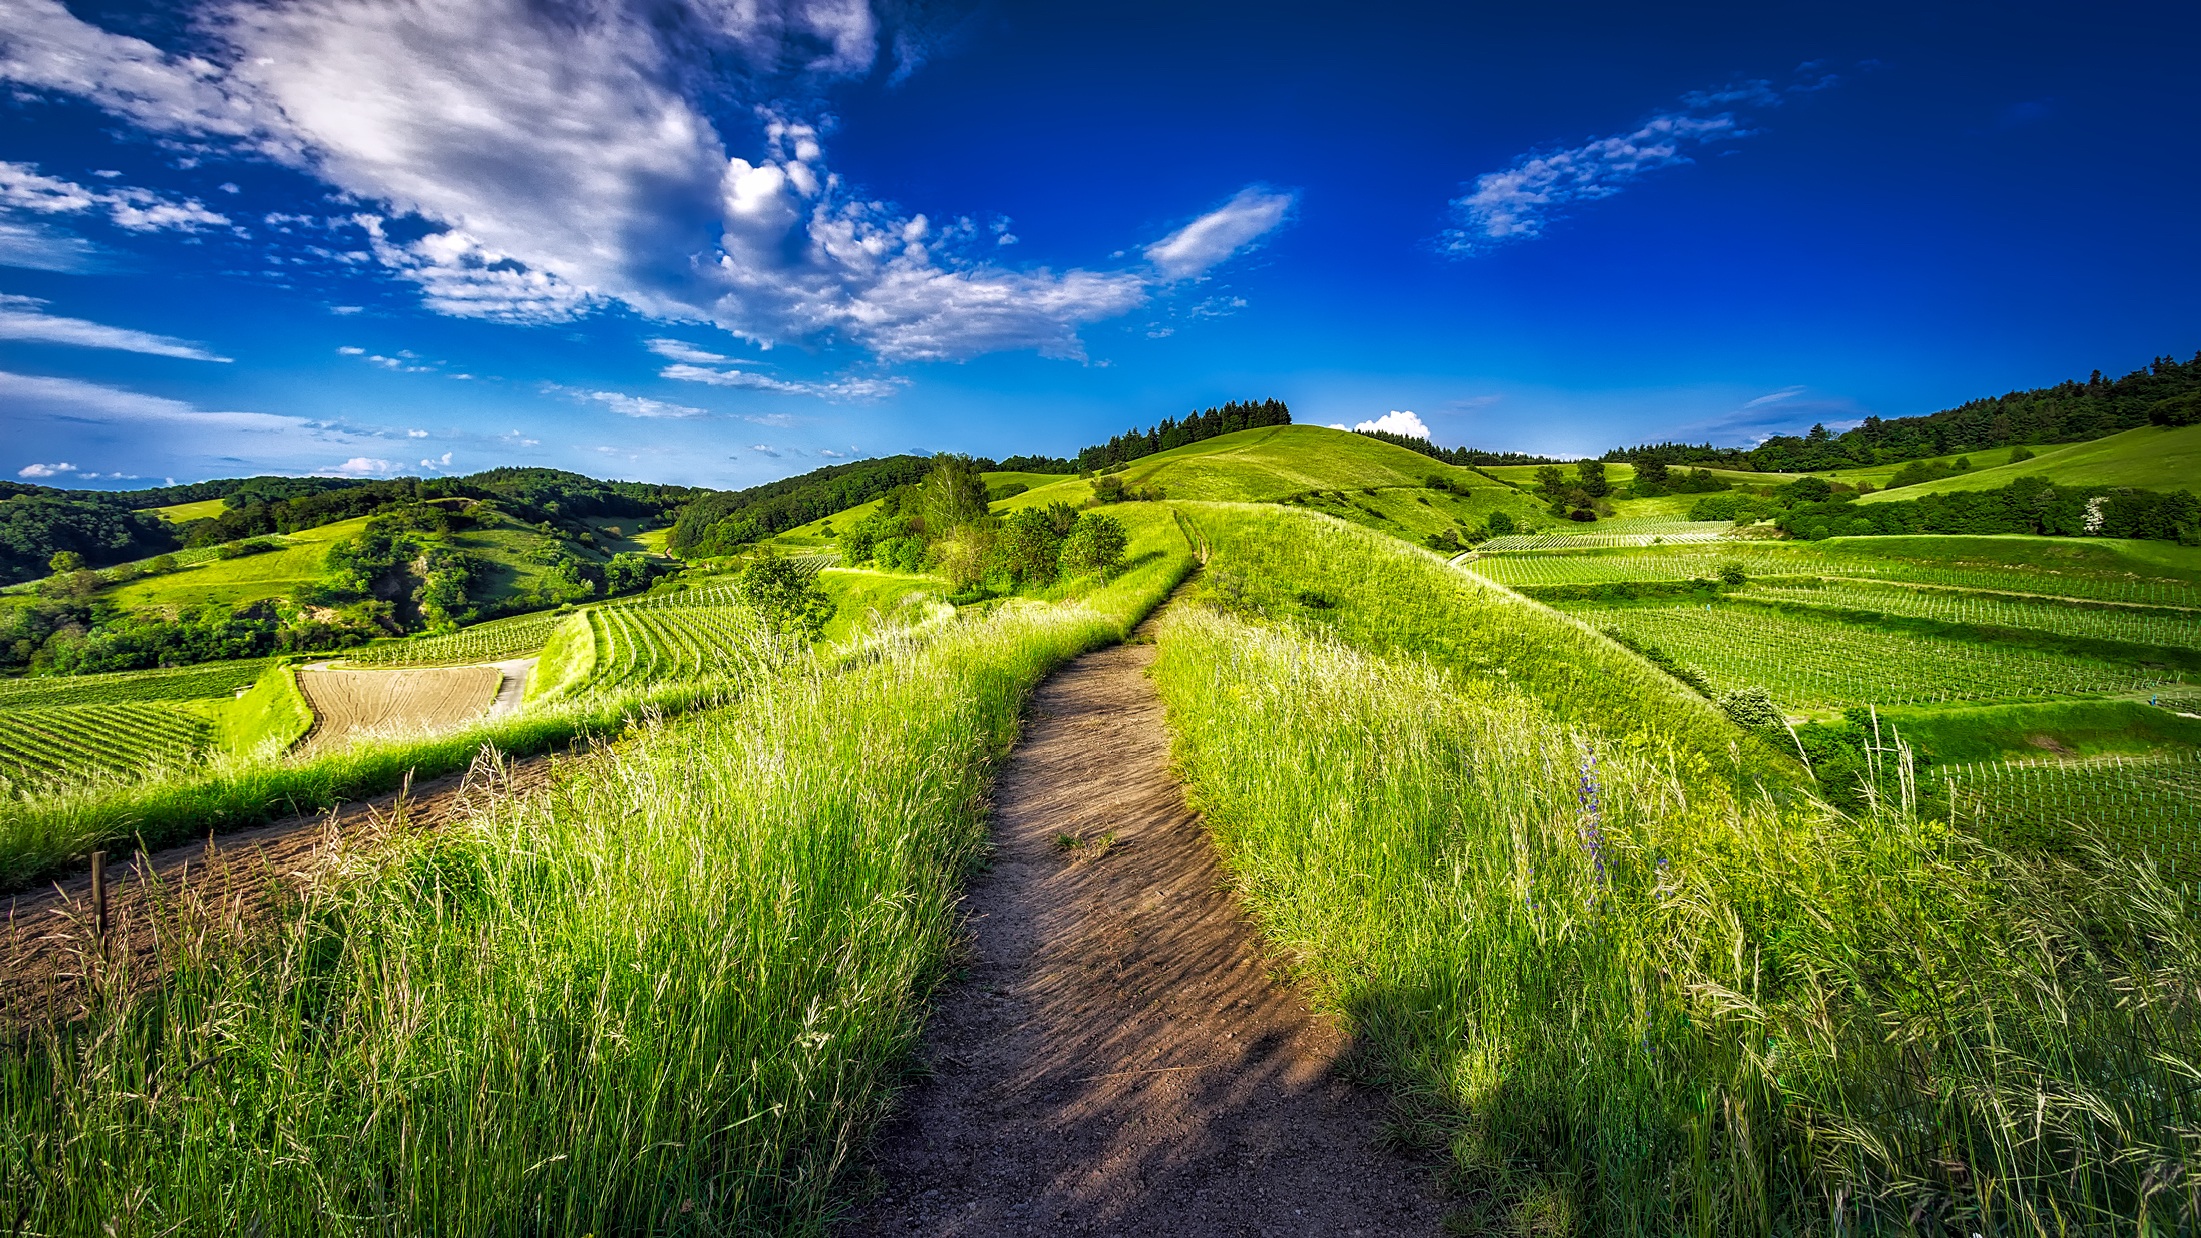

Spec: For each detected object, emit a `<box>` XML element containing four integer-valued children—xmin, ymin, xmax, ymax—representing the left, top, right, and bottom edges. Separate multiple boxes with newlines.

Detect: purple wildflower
<box><xmin>1577</xmin><ymin>751</ymin><xmax>1608</xmax><ymax>887</ymax></box>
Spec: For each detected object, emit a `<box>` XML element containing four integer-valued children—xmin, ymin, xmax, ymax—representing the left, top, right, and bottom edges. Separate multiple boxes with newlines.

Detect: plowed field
<box><xmin>295</xmin><ymin>666</ymin><xmax>503</xmax><ymax>757</ymax></box>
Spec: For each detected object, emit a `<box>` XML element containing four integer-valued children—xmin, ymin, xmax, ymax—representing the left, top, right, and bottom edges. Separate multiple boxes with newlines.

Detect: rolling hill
<box><xmin>1856</xmin><ymin>423</ymin><xmax>2201</xmax><ymax>502</ymax></box>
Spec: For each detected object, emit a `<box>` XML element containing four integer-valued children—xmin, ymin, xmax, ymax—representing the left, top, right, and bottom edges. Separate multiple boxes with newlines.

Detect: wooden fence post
<box><xmin>90</xmin><ymin>849</ymin><xmax>108</xmax><ymax>943</ymax></box>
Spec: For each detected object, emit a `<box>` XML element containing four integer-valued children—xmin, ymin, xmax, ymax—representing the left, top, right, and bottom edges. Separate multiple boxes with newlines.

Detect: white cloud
<box><xmin>0</xmin><ymin>0</ymin><xmax>1262</xmax><ymax>362</ymax></box>
<box><xmin>0</xmin><ymin>161</ymin><xmax>228</xmax><ymax>234</ymax></box>
<box><xmin>17</xmin><ymin>461</ymin><xmax>73</xmax><ymax>477</ymax></box>
<box><xmin>1743</xmin><ymin>386</ymin><xmax>1807</xmax><ymax>408</ymax></box>
<box><xmin>659</xmin><ymin>362</ymin><xmax>903</xmax><ymax>401</ymax></box>
<box><xmin>0</xmin><ymin>368</ymin><xmax>303</xmax><ymax>431</ymax></box>
<box><xmin>0</xmin><ymin>293</ymin><xmax>230</xmax><ymax>360</ymax></box>
<box><xmin>420</xmin><ymin>451</ymin><xmax>452</xmax><ymax>467</ymax></box>
<box><xmin>406</xmin><ymin>427</ymin><xmax>428</xmax><ymax>437</ymax></box>
<box><xmin>1145</xmin><ymin>186</ymin><xmax>1295</xmax><ymax>280</ymax></box>
<box><xmin>646</xmin><ymin>337</ymin><xmax>738</xmax><ymax>364</ymax></box>
<box><xmin>569</xmin><ymin>388</ymin><xmax>709</xmax><ymax>419</ymax></box>
<box><xmin>336</xmin><ymin>345</ymin><xmax>365</xmax><ymax>355</ymax></box>
<box><xmin>1351</xmin><ymin>410</ymin><xmax>1432</xmax><ymax>439</ymax></box>
<box><xmin>325</xmin><ymin>456</ymin><xmax>397</xmax><ymax>476</ymax></box>
<box><xmin>1443</xmin><ymin>79</ymin><xmax>1806</xmax><ymax>255</ymax></box>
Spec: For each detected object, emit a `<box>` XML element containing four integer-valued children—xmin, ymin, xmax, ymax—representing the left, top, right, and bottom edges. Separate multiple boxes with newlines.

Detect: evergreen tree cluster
<box><xmin>1352</xmin><ymin>427</ymin><xmax>1557</xmax><ymax>466</ymax></box>
<box><xmin>1602</xmin><ymin>351</ymin><xmax>2201</xmax><ymax>472</ymax></box>
<box><xmin>1074</xmin><ymin>399</ymin><xmax>1291</xmax><ymax>471</ymax></box>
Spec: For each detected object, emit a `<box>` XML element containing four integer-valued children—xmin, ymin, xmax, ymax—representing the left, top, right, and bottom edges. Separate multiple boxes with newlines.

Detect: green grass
<box><xmin>1882</xmin><ymin>698</ymin><xmax>2201</xmax><ymax>765</ymax></box>
<box><xmin>195</xmin><ymin>660</ymin><xmax>313</xmax><ymax>760</ymax></box>
<box><xmin>524</xmin><ymin>610</ymin><xmax>596</xmax><ymax>701</ymax></box>
<box><xmin>1941</xmin><ymin>752</ymin><xmax>2201</xmax><ymax>877</ymax></box>
<box><xmin>143</xmin><ymin>498</ymin><xmax>230</xmax><ymax>522</ymax></box>
<box><xmin>107</xmin><ymin>519</ymin><xmax>367</xmax><ymax>609</ymax></box>
<box><xmin>0</xmin><ymin>507</ymin><xmax>1193</xmax><ymax>1235</ymax></box>
<box><xmin>815</xmin><ymin>567</ymin><xmax>947</xmax><ymax>644</ymax></box>
<box><xmin>1000</xmin><ymin>425</ymin><xmax>1500</xmax><ymax>508</ymax></box>
<box><xmin>1477</xmin><ymin>460</ymin><xmax>1806</xmax><ymax>488</ymax></box>
<box><xmin>1149</xmin><ymin>506</ymin><xmax>2201</xmax><ymax>1233</ymax></box>
<box><xmin>1857</xmin><ymin>423</ymin><xmax>2201</xmax><ymax>501</ymax></box>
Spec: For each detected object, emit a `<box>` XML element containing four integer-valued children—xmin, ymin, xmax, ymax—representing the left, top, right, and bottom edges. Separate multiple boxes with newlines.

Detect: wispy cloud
<box><xmin>1443</xmin><ymin>72</ymin><xmax>1837</xmax><ymax>256</ymax></box>
<box><xmin>0</xmin><ymin>293</ymin><xmax>230</xmax><ymax>360</ymax></box>
<box><xmin>1145</xmin><ymin>187</ymin><xmax>1296</xmax><ymax>280</ymax></box>
<box><xmin>564</xmin><ymin>387</ymin><xmax>710</xmax><ymax>419</ymax></box>
<box><xmin>0</xmin><ymin>161</ymin><xmax>229</xmax><ymax>234</ymax></box>
<box><xmin>0</xmin><ymin>368</ymin><xmax>301</xmax><ymax>431</ymax></box>
<box><xmin>646</xmin><ymin>337</ymin><xmax>740</xmax><ymax>365</ymax></box>
<box><xmin>659</xmin><ymin>362</ymin><xmax>904</xmax><ymax>402</ymax></box>
<box><xmin>0</xmin><ymin>2</ymin><xmax>1278</xmax><ymax>362</ymax></box>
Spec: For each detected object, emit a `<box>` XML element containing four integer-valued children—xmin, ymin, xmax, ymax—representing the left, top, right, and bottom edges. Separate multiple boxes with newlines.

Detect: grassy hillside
<box><xmin>1095</xmin><ymin>424</ymin><xmax>1492</xmax><ymax>501</ymax></box>
<box><xmin>1151</xmin><ymin>505</ymin><xmax>2199</xmax><ymax>1231</ymax></box>
<box><xmin>1857</xmin><ymin>423</ymin><xmax>2201</xmax><ymax>502</ymax></box>
<box><xmin>103</xmin><ymin>505</ymin><xmax>609</xmax><ymax>612</ymax></box>
<box><xmin>144</xmin><ymin>498</ymin><xmax>228</xmax><ymax>522</ymax></box>
<box><xmin>107</xmin><ymin>517</ymin><xmax>371</xmax><ymax>608</ymax></box>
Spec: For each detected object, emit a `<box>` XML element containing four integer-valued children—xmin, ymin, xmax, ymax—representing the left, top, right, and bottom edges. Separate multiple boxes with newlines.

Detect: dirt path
<box><xmin>0</xmin><ymin>750</ymin><xmax>551</xmax><ymax>1026</ymax></box>
<box><xmin>841</xmin><ymin>642</ymin><xmax>1443</xmax><ymax>1236</ymax></box>
<box><xmin>486</xmin><ymin>657</ymin><xmax>536</xmax><ymax>717</ymax></box>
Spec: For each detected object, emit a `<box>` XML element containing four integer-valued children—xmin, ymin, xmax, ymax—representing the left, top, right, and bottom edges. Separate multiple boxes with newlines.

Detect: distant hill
<box><xmin>1856</xmin><ymin>423</ymin><xmax>2201</xmax><ymax>503</ymax></box>
<box><xmin>1603</xmin><ymin>350</ymin><xmax>2201</xmax><ymax>473</ymax></box>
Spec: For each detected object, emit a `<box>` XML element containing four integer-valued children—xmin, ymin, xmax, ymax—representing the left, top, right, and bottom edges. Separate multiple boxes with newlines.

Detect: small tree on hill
<box><xmin>739</xmin><ymin>555</ymin><xmax>835</xmax><ymax>640</ymax></box>
<box><xmin>917</xmin><ymin>455</ymin><xmax>990</xmax><ymax>534</ymax></box>
<box><xmin>994</xmin><ymin>507</ymin><xmax>1066</xmax><ymax>586</ymax></box>
<box><xmin>1060</xmin><ymin>513</ymin><xmax>1128</xmax><ymax>578</ymax></box>
<box><xmin>47</xmin><ymin>551</ymin><xmax>84</xmax><ymax>574</ymax></box>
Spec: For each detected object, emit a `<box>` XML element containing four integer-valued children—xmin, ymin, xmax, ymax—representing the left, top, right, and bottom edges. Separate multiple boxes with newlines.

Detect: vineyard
<box><xmin>582</xmin><ymin>586</ymin><xmax>776</xmax><ymax>691</ymax></box>
<box><xmin>345</xmin><ymin>612</ymin><xmax>563</xmax><ymax>666</ymax></box>
<box><xmin>0</xmin><ymin>659</ymin><xmax>273</xmax><ymax>707</ymax></box>
<box><xmin>1945</xmin><ymin>752</ymin><xmax>2201</xmax><ymax>880</ymax></box>
<box><xmin>0</xmin><ymin>703</ymin><xmax>211</xmax><ymax>785</ymax></box>
<box><xmin>1740</xmin><ymin>581</ymin><xmax>2201</xmax><ymax>649</ymax></box>
<box><xmin>1472</xmin><ymin>541</ymin><xmax>2201</xmax><ymax>605</ymax></box>
<box><xmin>1475</xmin><ymin>519</ymin><xmax>1735</xmax><ymax>552</ymax></box>
<box><xmin>1572</xmin><ymin>602</ymin><xmax>2173</xmax><ymax>711</ymax></box>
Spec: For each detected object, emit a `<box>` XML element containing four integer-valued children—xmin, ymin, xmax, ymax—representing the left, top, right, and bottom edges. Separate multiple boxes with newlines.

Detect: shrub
<box><xmin>1060</xmin><ymin>512</ymin><xmax>1128</xmax><ymax>578</ymax></box>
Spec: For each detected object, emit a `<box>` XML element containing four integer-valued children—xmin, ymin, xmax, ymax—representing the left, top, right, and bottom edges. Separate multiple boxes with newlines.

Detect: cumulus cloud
<box><xmin>0</xmin><ymin>293</ymin><xmax>231</xmax><ymax>360</ymax></box>
<box><xmin>17</xmin><ymin>461</ymin><xmax>73</xmax><ymax>477</ymax></box>
<box><xmin>660</xmin><ymin>361</ymin><xmax>904</xmax><ymax>401</ymax></box>
<box><xmin>0</xmin><ymin>1</ymin><xmax>1272</xmax><ymax>361</ymax></box>
<box><xmin>1145</xmin><ymin>187</ymin><xmax>1295</xmax><ymax>280</ymax></box>
<box><xmin>1350</xmin><ymin>410</ymin><xmax>1432</xmax><ymax>439</ymax></box>
<box><xmin>325</xmin><ymin>456</ymin><xmax>397</xmax><ymax>476</ymax></box>
<box><xmin>1444</xmin><ymin>76</ymin><xmax>1829</xmax><ymax>255</ymax></box>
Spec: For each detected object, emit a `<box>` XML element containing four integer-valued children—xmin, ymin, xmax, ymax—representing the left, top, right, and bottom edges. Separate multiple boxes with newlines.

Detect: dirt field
<box><xmin>840</xmin><ymin>642</ymin><xmax>1443</xmax><ymax>1236</ymax></box>
<box><xmin>0</xmin><ymin>750</ymin><xmax>552</xmax><ymax>1026</ymax></box>
<box><xmin>295</xmin><ymin>665</ymin><xmax>503</xmax><ymax>756</ymax></box>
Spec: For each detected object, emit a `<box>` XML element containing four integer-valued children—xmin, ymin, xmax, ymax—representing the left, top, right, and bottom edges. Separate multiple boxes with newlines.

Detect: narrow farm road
<box><xmin>842</xmin><ymin>641</ymin><xmax>1443</xmax><ymax>1236</ymax></box>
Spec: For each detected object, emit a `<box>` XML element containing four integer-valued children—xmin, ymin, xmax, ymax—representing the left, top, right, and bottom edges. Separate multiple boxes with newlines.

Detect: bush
<box><xmin>1716</xmin><ymin>685</ymin><xmax>1785</xmax><ymax>731</ymax></box>
<box><xmin>737</xmin><ymin>555</ymin><xmax>835</xmax><ymax>640</ymax></box>
<box><xmin>1060</xmin><ymin>512</ymin><xmax>1128</xmax><ymax>578</ymax></box>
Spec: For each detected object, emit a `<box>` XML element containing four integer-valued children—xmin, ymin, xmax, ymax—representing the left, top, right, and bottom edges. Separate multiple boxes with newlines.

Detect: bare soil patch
<box><xmin>841</xmin><ymin>642</ymin><xmax>1442</xmax><ymax>1236</ymax></box>
<box><xmin>296</xmin><ymin>665</ymin><xmax>502</xmax><ymax>756</ymax></box>
<box><xmin>0</xmin><ymin>751</ymin><xmax>549</xmax><ymax>1027</ymax></box>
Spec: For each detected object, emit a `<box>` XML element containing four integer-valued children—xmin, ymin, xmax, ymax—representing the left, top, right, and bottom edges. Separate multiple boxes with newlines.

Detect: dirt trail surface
<box><xmin>842</xmin><ymin>643</ymin><xmax>1442</xmax><ymax>1237</ymax></box>
<box><xmin>296</xmin><ymin>665</ymin><xmax>503</xmax><ymax>756</ymax></box>
<box><xmin>0</xmin><ymin>752</ymin><xmax>550</xmax><ymax>1026</ymax></box>
<box><xmin>486</xmin><ymin>657</ymin><xmax>536</xmax><ymax>717</ymax></box>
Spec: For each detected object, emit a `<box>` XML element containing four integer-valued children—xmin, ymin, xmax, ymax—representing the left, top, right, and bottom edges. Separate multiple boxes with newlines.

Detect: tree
<box><xmin>1532</xmin><ymin>465</ymin><xmax>1567</xmax><ymax>499</ymax></box>
<box><xmin>603</xmin><ymin>551</ymin><xmax>652</xmax><ymax>594</ymax></box>
<box><xmin>1574</xmin><ymin>460</ymin><xmax>1610</xmax><ymax>499</ymax></box>
<box><xmin>917</xmin><ymin>455</ymin><xmax>990</xmax><ymax>534</ymax></box>
<box><xmin>1485</xmin><ymin>511</ymin><xmax>1516</xmax><ymax>536</ymax></box>
<box><xmin>738</xmin><ymin>555</ymin><xmax>836</xmax><ymax>640</ymax></box>
<box><xmin>47</xmin><ymin>551</ymin><xmax>83</xmax><ymax>574</ymax></box>
<box><xmin>994</xmin><ymin>507</ymin><xmax>1066</xmax><ymax>586</ymax></box>
<box><xmin>1060</xmin><ymin>512</ymin><xmax>1128</xmax><ymax>578</ymax></box>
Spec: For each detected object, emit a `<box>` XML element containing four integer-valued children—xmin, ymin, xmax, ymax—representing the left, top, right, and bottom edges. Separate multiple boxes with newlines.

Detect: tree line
<box><xmin>1074</xmin><ymin>399</ymin><xmax>1292</xmax><ymax>471</ymax></box>
<box><xmin>1602</xmin><ymin>350</ymin><xmax>2201</xmax><ymax>473</ymax></box>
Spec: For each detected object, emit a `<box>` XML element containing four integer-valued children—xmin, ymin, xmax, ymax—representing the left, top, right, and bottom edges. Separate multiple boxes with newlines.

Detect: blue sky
<box><xmin>1</xmin><ymin>0</ymin><xmax>2195</xmax><ymax>489</ymax></box>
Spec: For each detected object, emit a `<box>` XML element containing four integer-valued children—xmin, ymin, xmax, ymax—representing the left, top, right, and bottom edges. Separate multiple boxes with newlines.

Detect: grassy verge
<box><xmin>0</xmin><ymin>519</ymin><xmax>1192</xmax><ymax>1234</ymax></box>
<box><xmin>524</xmin><ymin>609</ymin><xmax>597</xmax><ymax>701</ymax></box>
<box><xmin>1151</xmin><ymin>506</ymin><xmax>2200</xmax><ymax>1233</ymax></box>
<box><xmin>192</xmin><ymin>660</ymin><xmax>314</xmax><ymax>759</ymax></box>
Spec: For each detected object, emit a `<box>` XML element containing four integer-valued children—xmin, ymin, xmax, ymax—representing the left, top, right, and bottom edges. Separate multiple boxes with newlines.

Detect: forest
<box><xmin>1073</xmin><ymin>398</ymin><xmax>1293</xmax><ymax>471</ymax></box>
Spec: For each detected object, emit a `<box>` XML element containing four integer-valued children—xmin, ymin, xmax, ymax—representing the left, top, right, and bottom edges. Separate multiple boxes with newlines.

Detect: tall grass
<box><xmin>0</xmin><ymin>532</ymin><xmax>1190</xmax><ymax>1235</ymax></box>
<box><xmin>1152</xmin><ymin>506</ymin><xmax>2201</xmax><ymax>1233</ymax></box>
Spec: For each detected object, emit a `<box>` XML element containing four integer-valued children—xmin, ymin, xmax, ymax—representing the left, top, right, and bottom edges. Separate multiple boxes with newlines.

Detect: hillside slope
<box><xmin>1857</xmin><ymin>423</ymin><xmax>2201</xmax><ymax>502</ymax></box>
